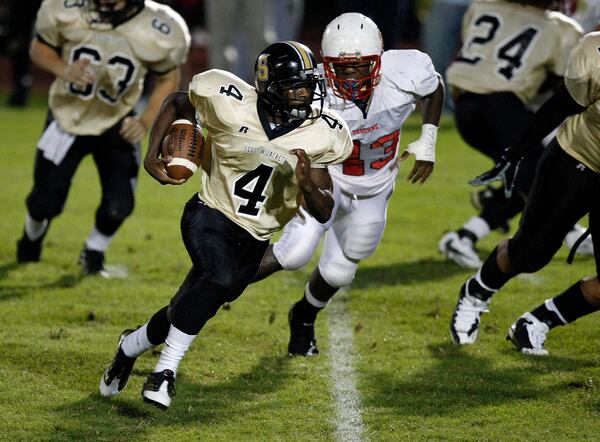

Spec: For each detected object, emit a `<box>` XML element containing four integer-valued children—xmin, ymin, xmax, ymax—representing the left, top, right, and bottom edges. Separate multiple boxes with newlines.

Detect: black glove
<box><xmin>469</xmin><ymin>157</ymin><xmax>520</xmax><ymax>198</ymax></box>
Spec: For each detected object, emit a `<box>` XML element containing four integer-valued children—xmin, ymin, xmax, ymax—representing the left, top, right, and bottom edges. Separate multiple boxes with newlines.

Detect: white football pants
<box><xmin>273</xmin><ymin>182</ymin><xmax>393</xmax><ymax>288</ymax></box>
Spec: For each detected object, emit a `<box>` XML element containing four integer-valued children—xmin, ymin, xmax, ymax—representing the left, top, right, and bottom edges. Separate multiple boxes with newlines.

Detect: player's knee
<box><xmin>103</xmin><ymin>198</ymin><xmax>135</xmax><ymax>223</ymax></box>
<box><xmin>341</xmin><ymin>220</ymin><xmax>384</xmax><ymax>260</ymax></box>
<box><xmin>319</xmin><ymin>259</ymin><xmax>357</xmax><ymax>288</ymax></box>
<box><xmin>26</xmin><ymin>191</ymin><xmax>64</xmax><ymax>220</ymax></box>
<box><xmin>274</xmin><ymin>241</ymin><xmax>313</xmax><ymax>271</ymax></box>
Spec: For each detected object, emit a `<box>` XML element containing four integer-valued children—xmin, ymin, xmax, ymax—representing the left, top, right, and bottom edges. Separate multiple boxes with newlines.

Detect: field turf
<box><xmin>1</xmin><ymin>95</ymin><xmax>599</xmax><ymax>441</ymax></box>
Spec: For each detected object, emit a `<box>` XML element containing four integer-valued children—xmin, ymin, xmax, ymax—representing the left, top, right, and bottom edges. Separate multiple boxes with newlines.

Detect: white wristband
<box><xmin>406</xmin><ymin>123</ymin><xmax>437</xmax><ymax>162</ymax></box>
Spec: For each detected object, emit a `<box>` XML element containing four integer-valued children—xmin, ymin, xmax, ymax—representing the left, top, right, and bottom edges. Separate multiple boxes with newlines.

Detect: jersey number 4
<box><xmin>234</xmin><ymin>164</ymin><xmax>274</xmax><ymax>217</ymax></box>
<box><xmin>456</xmin><ymin>14</ymin><xmax>539</xmax><ymax>81</ymax></box>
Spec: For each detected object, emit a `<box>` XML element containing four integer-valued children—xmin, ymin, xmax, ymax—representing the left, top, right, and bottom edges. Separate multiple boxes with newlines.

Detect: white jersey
<box><xmin>324</xmin><ymin>50</ymin><xmax>440</xmax><ymax>196</ymax></box>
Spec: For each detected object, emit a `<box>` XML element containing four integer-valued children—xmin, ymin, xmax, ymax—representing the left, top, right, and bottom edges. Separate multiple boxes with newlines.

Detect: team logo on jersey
<box><xmin>257</xmin><ymin>55</ymin><xmax>269</xmax><ymax>82</ymax></box>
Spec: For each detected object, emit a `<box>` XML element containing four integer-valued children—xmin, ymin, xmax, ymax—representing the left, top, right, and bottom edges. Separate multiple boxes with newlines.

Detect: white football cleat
<box><xmin>450</xmin><ymin>280</ymin><xmax>490</xmax><ymax>345</ymax></box>
<box><xmin>439</xmin><ymin>231</ymin><xmax>482</xmax><ymax>269</ymax></box>
<box><xmin>564</xmin><ymin>224</ymin><xmax>594</xmax><ymax>256</ymax></box>
<box><xmin>142</xmin><ymin>369</ymin><xmax>176</xmax><ymax>409</ymax></box>
<box><xmin>507</xmin><ymin>313</ymin><xmax>549</xmax><ymax>356</ymax></box>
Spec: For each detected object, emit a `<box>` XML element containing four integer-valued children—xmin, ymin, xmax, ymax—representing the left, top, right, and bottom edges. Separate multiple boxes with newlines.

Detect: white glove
<box><xmin>404</xmin><ymin>123</ymin><xmax>437</xmax><ymax>162</ymax></box>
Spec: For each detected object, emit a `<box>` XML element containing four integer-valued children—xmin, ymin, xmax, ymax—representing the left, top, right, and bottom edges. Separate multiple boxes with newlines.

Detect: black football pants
<box><xmin>149</xmin><ymin>195</ymin><xmax>269</xmax><ymax>338</ymax></box>
<box><xmin>508</xmin><ymin>140</ymin><xmax>600</xmax><ymax>276</ymax></box>
<box><xmin>25</xmin><ymin>114</ymin><xmax>139</xmax><ymax>236</ymax></box>
<box><xmin>454</xmin><ymin>91</ymin><xmax>545</xmax><ymax>228</ymax></box>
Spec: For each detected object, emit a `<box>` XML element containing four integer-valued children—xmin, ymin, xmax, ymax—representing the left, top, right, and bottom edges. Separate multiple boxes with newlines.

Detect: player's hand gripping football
<box><xmin>469</xmin><ymin>157</ymin><xmax>520</xmax><ymax>198</ymax></box>
<box><xmin>144</xmin><ymin>155</ymin><xmax>186</xmax><ymax>186</ymax></box>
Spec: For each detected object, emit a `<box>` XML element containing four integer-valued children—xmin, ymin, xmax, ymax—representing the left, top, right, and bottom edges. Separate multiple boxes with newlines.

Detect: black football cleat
<box><xmin>99</xmin><ymin>329</ymin><xmax>137</xmax><ymax>397</ymax></box>
<box><xmin>16</xmin><ymin>233</ymin><xmax>42</xmax><ymax>263</ymax></box>
<box><xmin>287</xmin><ymin>304</ymin><xmax>319</xmax><ymax>357</ymax></box>
<box><xmin>79</xmin><ymin>246</ymin><xmax>106</xmax><ymax>275</ymax></box>
<box><xmin>142</xmin><ymin>370</ymin><xmax>176</xmax><ymax>409</ymax></box>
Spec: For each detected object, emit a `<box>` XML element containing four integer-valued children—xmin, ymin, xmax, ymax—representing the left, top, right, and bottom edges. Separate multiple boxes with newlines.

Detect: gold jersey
<box><xmin>557</xmin><ymin>32</ymin><xmax>600</xmax><ymax>173</ymax></box>
<box><xmin>447</xmin><ymin>0</ymin><xmax>582</xmax><ymax>104</ymax></box>
<box><xmin>189</xmin><ymin>70</ymin><xmax>353</xmax><ymax>240</ymax></box>
<box><xmin>35</xmin><ymin>0</ymin><xmax>190</xmax><ymax>135</ymax></box>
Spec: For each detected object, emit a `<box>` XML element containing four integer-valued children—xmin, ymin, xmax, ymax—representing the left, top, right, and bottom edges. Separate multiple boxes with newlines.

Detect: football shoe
<box><xmin>507</xmin><ymin>313</ymin><xmax>549</xmax><ymax>356</ymax></box>
<box><xmin>99</xmin><ymin>329</ymin><xmax>137</xmax><ymax>396</ymax></box>
<box><xmin>16</xmin><ymin>233</ymin><xmax>43</xmax><ymax>263</ymax></box>
<box><xmin>142</xmin><ymin>369</ymin><xmax>176</xmax><ymax>409</ymax></box>
<box><xmin>564</xmin><ymin>224</ymin><xmax>594</xmax><ymax>256</ymax></box>
<box><xmin>287</xmin><ymin>304</ymin><xmax>319</xmax><ymax>356</ymax></box>
<box><xmin>438</xmin><ymin>231</ymin><xmax>482</xmax><ymax>269</ymax></box>
<box><xmin>79</xmin><ymin>246</ymin><xmax>106</xmax><ymax>276</ymax></box>
<box><xmin>470</xmin><ymin>186</ymin><xmax>495</xmax><ymax>211</ymax></box>
<box><xmin>450</xmin><ymin>280</ymin><xmax>490</xmax><ymax>345</ymax></box>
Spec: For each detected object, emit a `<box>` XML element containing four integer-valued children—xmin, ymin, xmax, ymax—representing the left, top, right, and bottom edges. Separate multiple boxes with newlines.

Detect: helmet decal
<box><xmin>257</xmin><ymin>54</ymin><xmax>270</xmax><ymax>82</ymax></box>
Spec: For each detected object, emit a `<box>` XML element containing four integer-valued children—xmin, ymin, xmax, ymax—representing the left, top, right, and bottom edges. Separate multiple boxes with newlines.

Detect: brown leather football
<box><xmin>161</xmin><ymin>119</ymin><xmax>204</xmax><ymax>180</ymax></box>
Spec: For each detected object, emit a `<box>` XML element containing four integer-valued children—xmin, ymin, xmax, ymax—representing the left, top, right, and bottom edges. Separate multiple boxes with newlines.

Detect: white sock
<box><xmin>85</xmin><ymin>227</ymin><xmax>113</xmax><ymax>252</ymax></box>
<box><xmin>304</xmin><ymin>283</ymin><xmax>329</xmax><ymax>308</ymax></box>
<box><xmin>120</xmin><ymin>323</ymin><xmax>154</xmax><ymax>358</ymax></box>
<box><xmin>153</xmin><ymin>325</ymin><xmax>197</xmax><ymax>376</ymax></box>
<box><xmin>24</xmin><ymin>213</ymin><xmax>48</xmax><ymax>241</ymax></box>
<box><xmin>463</xmin><ymin>216</ymin><xmax>491</xmax><ymax>241</ymax></box>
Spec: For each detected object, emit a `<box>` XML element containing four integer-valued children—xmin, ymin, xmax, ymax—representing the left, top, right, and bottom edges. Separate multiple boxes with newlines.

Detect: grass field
<box><xmin>1</xmin><ymin>95</ymin><xmax>599</xmax><ymax>441</ymax></box>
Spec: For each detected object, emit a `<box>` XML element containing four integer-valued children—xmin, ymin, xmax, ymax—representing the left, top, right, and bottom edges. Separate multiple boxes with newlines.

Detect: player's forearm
<box><xmin>29</xmin><ymin>38</ymin><xmax>68</xmax><ymax>79</ymax></box>
<box><xmin>302</xmin><ymin>186</ymin><xmax>334</xmax><ymax>224</ymax></box>
<box><xmin>139</xmin><ymin>68</ymin><xmax>181</xmax><ymax>130</ymax></box>
<box><xmin>421</xmin><ymin>76</ymin><xmax>444</xmax><ymax>127</ymax></box>
<box><xmin>146</xmin><ymin>91</ymin><xmax>193</xmax><ymax>162</ymax></box>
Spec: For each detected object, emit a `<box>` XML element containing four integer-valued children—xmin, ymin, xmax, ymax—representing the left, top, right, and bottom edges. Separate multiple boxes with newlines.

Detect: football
<box><xmin>161</xmin><ymin>119</ymin><xmax>204</xmax><ymax>180</ymax></box>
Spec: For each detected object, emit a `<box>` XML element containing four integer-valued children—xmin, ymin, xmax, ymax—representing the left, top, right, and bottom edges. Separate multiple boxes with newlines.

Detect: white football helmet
<box><xmin>321</xmin><ymin>13</ymin><xmax>383</xmax><ymax>100</ymax></box>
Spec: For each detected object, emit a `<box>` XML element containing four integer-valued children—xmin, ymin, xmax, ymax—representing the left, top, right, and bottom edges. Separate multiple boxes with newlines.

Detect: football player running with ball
<box><xmin>16</xmin><ymin>0</ymin><xmax>190</xmax><ymax>275</ymax></box>
<box><xmin>99</xmin><ymin>42</ymin><xmax>353</xmax><ymax>409</ymax></box>
<box><xmin>253</xmin><ymin>13</ymin><xmax>445</xmax><ymax>356</ymax></box>
<box><xmin>450</xmin><ymin>33</ymin><xmax>600</xmax><ymax>354</ymax></box>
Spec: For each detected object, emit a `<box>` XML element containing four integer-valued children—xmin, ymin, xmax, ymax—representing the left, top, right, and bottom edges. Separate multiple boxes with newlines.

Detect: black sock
<box><xmin>457</xmin><ymin>228</ymin><xmax>478</xmax><ymax>244</ymax></box>
<box><xmin>479</xmin><ymin>247</ymin><xmax>511</xmax><ymax>290</ymax></box>
<box><xmin>146</xmin><ymin>306</ymin><xmax>171</xmax><ymax>345</ymax></box>
<box><xmin>530</xmin><ymin>302</ymin><xmax>565</xmax><ymax>329</ymax></box>
<box><xmin>466</xmin><ymin>277</ymin><xmax>495</xmax><ymax>301</ymax></box>
<box><xmin>292</xmin><ymin>293</ymin><xmax>323</xmax><ymax>324</ymax></box>
<box><xmin>551</xmin><ymin>281</ymin><xmax>600</xmax><ymax>324</ymax></box>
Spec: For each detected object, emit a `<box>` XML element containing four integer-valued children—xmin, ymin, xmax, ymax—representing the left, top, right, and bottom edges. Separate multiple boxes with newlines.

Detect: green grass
<box><xmin>1</xmin><ymin>95</ymin><xmax>599</xmax><ymax>441</ymax></box>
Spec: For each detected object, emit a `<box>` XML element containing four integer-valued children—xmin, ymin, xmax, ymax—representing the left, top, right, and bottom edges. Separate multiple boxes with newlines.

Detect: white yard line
<box><xmin>328</xmin><ymin>290</ymin><xmax>367</xmax><ymax>442</ymax></box>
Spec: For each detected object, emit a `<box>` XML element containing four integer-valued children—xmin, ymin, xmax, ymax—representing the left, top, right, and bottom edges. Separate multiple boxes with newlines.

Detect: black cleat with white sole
<box><xmin>142</xmin><ymin>369</ymin><xmax>176</xmax><ymax>409</ymax></box>
<box><xmin>99</xmin><ymin>329</ymin><xmax>137</xmax><ymax>396</ymax></box>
